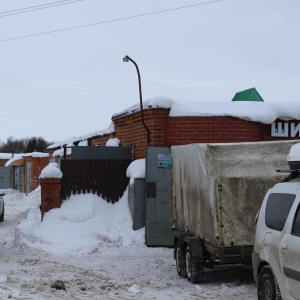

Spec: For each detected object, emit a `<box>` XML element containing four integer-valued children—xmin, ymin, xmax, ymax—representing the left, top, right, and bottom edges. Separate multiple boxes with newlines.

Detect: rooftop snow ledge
<box><xmin>113</xmin><ymin>98</ymin><xmax>300</xmax><ymax>124</ymax></box>
<box><xmin>48</xmin><ymin>122</ymin><xmax>115</xmax><ymax>149</ymax></box>
<box><xmin>40</xmin><ymin>163</ymin><xmax>63</xmax><ymax>179</ymax></box>
<box><xmin>112</xmin><ymin>97</ymin><xmax>174</xmax><ymax>118</ymax></box>
<box><xmin>48</xmin><ymin>99</ymin><xmax>300</xmax><ymax>150</ymax></box>
<box><xmin>169</xmin><ymin>101</ymin><xmax>300</xmax><ymax>124</ymax></box>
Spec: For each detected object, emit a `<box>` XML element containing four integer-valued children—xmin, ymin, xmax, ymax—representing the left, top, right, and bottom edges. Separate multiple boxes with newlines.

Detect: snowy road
<box><xmin>0</xmin><ymin>189</ymin><xmax>257</xmax><ymax>300</ymax></box>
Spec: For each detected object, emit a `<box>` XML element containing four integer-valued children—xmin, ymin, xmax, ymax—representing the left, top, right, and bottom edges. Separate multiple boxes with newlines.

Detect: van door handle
<box><xmin>281</xmin><ymin>244</ymin><xmax>288</xmax><ymax>250</ymax></box>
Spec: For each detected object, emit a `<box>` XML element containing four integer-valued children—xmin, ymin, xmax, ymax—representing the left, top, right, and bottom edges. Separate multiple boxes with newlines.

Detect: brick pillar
<box><xmin>40</xmin><ymin>178</ymin><xmax>61</xmax><ymax>220</ymax></box>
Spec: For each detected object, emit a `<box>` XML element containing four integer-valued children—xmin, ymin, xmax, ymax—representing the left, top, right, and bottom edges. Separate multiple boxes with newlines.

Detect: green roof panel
<box><xmin>232</xmin><ymin>87</ymin><xmax>264</xmax><ymax>102</ymax></box>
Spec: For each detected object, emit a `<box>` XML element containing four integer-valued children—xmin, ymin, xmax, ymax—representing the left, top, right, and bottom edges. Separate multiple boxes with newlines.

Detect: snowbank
<box><xmin>16</xmin><ymin>188</ymin><xmax>144</xmax><ymax>255</ymax></box>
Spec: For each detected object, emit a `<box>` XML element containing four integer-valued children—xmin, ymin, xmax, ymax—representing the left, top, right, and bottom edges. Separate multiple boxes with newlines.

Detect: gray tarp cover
<box><xmin>171</xmin><ymin>141</ymin><xmax>299</xmax><ymax>247</ymax></box>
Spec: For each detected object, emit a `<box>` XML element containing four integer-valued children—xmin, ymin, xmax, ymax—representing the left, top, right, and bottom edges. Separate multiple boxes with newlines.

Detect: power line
<box><xmin>0</xmin><ymin>0</ymin><xmax>84</xmax><ymax>18</ymax></box>
<box><xmin>0</xmin><ymin>0</ymin><xmax>223</xmax><ymax>43</ymax></box>
<box><xmin>0</xmin><ymin>0</ymin><xmax>79</xmax><ymax>14</ymax></box>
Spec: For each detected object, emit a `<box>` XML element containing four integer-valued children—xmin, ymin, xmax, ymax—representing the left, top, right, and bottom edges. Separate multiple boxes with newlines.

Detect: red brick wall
<box><xmin>0</xmin><ymin>159</ymin><xmax>9</xmax><ymax>167</ymax></box>
<box><xmin>40</xmin><ymin>178</ymin><xmax>61</xmax><ymax>220</ymax></box>
<box><xmin>113</xmin><ymin>109</ymin><xmax>170</xmax><ymax>159</ymax></box>
<box><xmin>166</xmin><ymin>116</ymin><xmax>262</xmax><ymax>145</ymax></box>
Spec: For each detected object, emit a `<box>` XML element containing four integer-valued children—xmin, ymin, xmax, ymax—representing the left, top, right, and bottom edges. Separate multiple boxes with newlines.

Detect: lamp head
<box><xmin>123</xmin><ymin>55</ymin><xmax>129</xmax><ymax>62</ymax></box>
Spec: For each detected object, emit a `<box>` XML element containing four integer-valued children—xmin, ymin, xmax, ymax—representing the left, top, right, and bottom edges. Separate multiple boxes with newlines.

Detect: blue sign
<box><xmin>158</xmin><ymin>154</ymin><xmax>172</xmax><ymax>168</ymax></box>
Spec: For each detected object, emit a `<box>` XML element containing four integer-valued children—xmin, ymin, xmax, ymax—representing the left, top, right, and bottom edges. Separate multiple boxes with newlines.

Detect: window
<box><xmin>292</xmin><ymin>204</ymin><xmax>300</xmax><ymax>236</ymax></box>
<box><xmin>265</xmin><ymin>193</ymin><xmax>296</xmax><ymax>231</ymax></box>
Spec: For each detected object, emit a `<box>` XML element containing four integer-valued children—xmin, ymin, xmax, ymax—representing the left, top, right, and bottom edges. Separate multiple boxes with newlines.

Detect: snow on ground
<box><xmin>0</xmin><ymin>187</ymin><xmax>257</xmax><ymax>300</ymax></box>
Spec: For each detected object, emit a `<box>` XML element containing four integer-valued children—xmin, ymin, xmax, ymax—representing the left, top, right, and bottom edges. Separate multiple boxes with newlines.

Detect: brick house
<box><xmin>5</xmin><ymin>152</ymin><xmax>49</xmax><ymax>194</ymax></box>
<box><xmin>42</xmin><ymin>89</ymin><xmax>300</xmax><ymax>217</ymax></box>
<box><xmin>47</xmin><ymin>89</ymin><xmax>300</xmax><ymax>160</ymax></box>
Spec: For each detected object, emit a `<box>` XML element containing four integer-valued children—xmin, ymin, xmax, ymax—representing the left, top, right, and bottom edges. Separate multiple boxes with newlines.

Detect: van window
<box><xmin>292</xmin><ymin>204</ymin><xmax>300</xmax><ymax>236</ymax></box>
<box><xmin>265</xmin><ymin>193</ymin><xmax>296</xmax><ymax>231</ymax></box>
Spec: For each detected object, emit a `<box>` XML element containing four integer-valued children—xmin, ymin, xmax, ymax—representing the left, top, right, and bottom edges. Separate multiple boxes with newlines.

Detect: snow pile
<box><xmin>78</xmin><ymin>140</ymin><xmax>88</xmax><ymax>146</ymax></box>
<box><xmin>2</xmin><ymin>189</ymin><xmax>30</xmax><ymax>215</ymax></box>
<box><xmin>16</xmin><ymin>187</ymin><xmax>144</xmax><ymax>255</ymax></box>
<box><xmin>13</xmin><ymin>157</ymin><xmax>146</xmax><ymax>255</ymax></box>
<box><xmin>40</xmin><ymin>163</ymin><xmax>63</xmax><ymax>179</ymax></box>
<box><xmin>126</xmin><ymin>159</ymin><xmax>146</xmax><ymax>185</ymax></box>
<box><xmin>106</xmin><ymin>137</ymin><xmax>120</xmax><ymax>146</ymax></box>
<box><xmin>128</xmin><ymin>284</ymin><xmax>142</xmax><ymax>294</ymax></box>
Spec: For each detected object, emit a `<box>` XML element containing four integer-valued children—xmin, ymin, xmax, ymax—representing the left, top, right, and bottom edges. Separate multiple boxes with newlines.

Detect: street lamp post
<box><xmin>123</xmin><ymin>55</ymin><xmax>150</xmax><ymax>145</ymax></box>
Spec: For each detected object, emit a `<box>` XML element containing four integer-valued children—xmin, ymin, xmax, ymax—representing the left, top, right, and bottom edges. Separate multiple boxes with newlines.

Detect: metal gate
<box><xmin>61</xmin><ymin>146</ymin><xmax>133</xmax><ymax>203</ymax></box>
<box><xmin>0</xmin><ymin>166</ymin><xmax>11</xmax><ymax>189</ymax></box>
<box><xmin>14</xmin><ymin>166</ymin><xmax>24</xmax><ymax>193</ymax></box>
<box><xmin>145</xmin><ymin>146</ymin><xmax>175</xmax><ymax>246</ymax></box>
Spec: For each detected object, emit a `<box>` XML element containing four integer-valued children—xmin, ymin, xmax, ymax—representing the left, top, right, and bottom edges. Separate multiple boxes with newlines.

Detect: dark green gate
<box><xmin>60</xmin><ymin>146</ymin><xmax>133</xmax><ymax>203</ymax></box>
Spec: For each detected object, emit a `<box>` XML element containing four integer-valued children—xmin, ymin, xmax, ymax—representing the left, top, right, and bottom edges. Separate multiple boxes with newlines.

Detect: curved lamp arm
<box><xmin>123</xmin><ymin>55</ymin><xmax>150</xmax><ymax>145</ymax></box>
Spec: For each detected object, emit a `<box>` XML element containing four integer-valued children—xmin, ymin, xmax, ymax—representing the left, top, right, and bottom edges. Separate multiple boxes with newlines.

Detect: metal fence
<box><xmin>60</xmin><ymin>159</ymin><xmax>132</xmax><ymax>203</ymax></box>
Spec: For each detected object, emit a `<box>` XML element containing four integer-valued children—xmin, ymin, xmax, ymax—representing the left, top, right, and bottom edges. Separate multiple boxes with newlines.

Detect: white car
<box><xmin>252</xmin><ymin>143</ymin><xmax>300</xmax><ymax>300</ymax></box>
<box><xmin>0</xmin><ymin>191</ymin><xmax>4</xmax><ymax>222</ymax></box>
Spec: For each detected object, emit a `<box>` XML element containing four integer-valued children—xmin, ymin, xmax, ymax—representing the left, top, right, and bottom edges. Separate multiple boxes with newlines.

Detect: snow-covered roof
<box><xmin>49</xmin><ymin>97</ymin><xmax>300</xmax><ymax>150</ymax></box>
<box><xmin>0</xmin><ymin>153</ymin><xmax>14</xmax><ymax>160</ymax></box>
<box><xmin>112</xmin><ymin>97</ymin><xmax>174</xmax><ymax>118</ymax></box>
<box><xmin>5</xmin><ymin>152</ymin><xmax>49</xmax><ymax>166</ymax></box>
<box><xmin>48</xmin><ymin>122</ymin><xmax>115</xmax><ymax>149</ymax></box>
<box><xmin>22</xmin><ymin>152</ymin><xmax>49</xmax><ymax>158</ymax></box>
<box><xmin>169</xmin><ymin>100</ymin><xmax>300</xmax><ymax>124</ymax></box>
<box><xmin>4</xmin><ymin>154</ymin><xmax>23</xmax><ymax>166</ymax></box>
<box><xmin>113</xmin><ymin>97</ymin><xmax>300</xmax><ymax>124</ymax></box>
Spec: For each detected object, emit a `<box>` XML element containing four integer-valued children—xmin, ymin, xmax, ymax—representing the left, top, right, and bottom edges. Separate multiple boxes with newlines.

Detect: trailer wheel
<box><xmin>185</xmin><ymin>246</ymin><xmax>204</xmax><ymax>283</ymax></box>
<box><xmin>258</xmin><ymin>265</ymin><xmax>282</xmax><ymax>300</ymax></box>
<box><xmin>175</xmin><ymin>243</ymin><xmax>187</xmax><ymax>277</ymax></box>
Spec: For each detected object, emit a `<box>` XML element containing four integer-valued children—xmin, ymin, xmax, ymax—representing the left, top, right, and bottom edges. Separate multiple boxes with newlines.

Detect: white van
<box><xmin>253</xmin><ymin>143</ymin><xmax>300</xmax><ymax>300</ymax></box>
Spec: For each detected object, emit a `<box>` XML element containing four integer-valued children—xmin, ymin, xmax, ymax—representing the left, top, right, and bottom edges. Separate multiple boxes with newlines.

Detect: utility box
<box><xmin>145</xmin><ymin>146</ymin><xmax>175</xmax><ymax>247</ymax></box>
<box><xmin>128</xmin><ymin>178</ymin><xmax>146</xmax><ymax>231</ymax></box>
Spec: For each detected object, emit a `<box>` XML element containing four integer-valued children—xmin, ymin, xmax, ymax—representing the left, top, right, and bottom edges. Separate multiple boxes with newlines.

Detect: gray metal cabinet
<box><xmin>145</xmin><ymin>146</ymin><xmax>175</xmax><ymax>247</ymax></box>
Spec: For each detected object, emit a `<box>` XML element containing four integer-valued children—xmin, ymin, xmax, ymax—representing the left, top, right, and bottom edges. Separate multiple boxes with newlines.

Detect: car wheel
<box><xmin>0</xmin><ymin>205</ymin><xmax>4</xmax><ymax>222</ymax></box>
<box><xmin>185</xmin><ymin>246</ymin><xmax>204</xmax><ymax>283</ymax></box>
<box><xmin>175</xmin><ymin>242</ymin><xmax>186</xmax><ymax>277</ymax></box>
<box><xmin>258</xmin><ymin>265</ymin><xmax>282</xmax><ymax>300</ymax></box>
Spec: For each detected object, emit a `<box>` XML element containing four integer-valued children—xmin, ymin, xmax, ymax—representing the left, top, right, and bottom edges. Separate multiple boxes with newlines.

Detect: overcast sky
<box><xmin>0</xmin><ymin>0</ymin><xmax>299</xmax><ymax>143</ymax></box>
